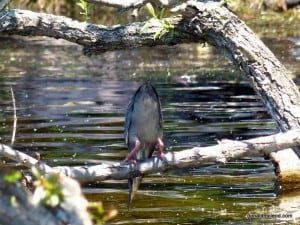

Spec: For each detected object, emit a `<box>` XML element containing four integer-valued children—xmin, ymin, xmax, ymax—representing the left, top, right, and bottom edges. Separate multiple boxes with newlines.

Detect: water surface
<box><xmin>0</xmin><ymin>30</ymin><xmax>299</xmax><ymax>224</ymax></box>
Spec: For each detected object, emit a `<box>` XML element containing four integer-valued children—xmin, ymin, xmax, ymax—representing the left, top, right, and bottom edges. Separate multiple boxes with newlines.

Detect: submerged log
<box><xmin>0</xmin><ymin>1</ymin><xmax>300</xmax><ymax>189</ymax></box>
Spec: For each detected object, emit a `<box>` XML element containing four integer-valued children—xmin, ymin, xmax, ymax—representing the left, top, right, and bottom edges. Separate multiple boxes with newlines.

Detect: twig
<box><xmin>0</xmin><ymin>144</ymin><xmax>54</xmax><ymax>174</ymax></box>
<box><xmin>10</xmin><ymin>87</ymin><xmax>17</xmax><ymax>145</ymax></box>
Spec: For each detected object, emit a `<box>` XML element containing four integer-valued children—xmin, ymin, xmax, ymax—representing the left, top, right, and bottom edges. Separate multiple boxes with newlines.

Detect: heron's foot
<box><xmin>157</xmin><ymin>137</ymin><xmax>166</xmax><ymax>161</ymax></box>
<box><xmin>157</xmin><ymin>151</ymin><xmax>167</xmax><ymax>161</ymax></box>
<box><xmin>123</xmin><ymin>153</ymin><xmax>137</xmax><ymax>164</ymax></box>
<box><xmin>124</xmin><ymin>139</ymin><xmax>141</xmax><ymax>163</ymax></box>
<box><xmin>123</xmin><ymin>157</ymin><xmax>137</xmax><ymax>164</ymax></box>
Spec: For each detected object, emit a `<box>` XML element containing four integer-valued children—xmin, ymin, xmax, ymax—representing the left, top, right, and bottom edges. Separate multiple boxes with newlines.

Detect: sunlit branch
<box><xmin>50</xmin><ymin>129</ymin><xmax>300</xmax><ymax>182</ymax></box>
<box><xmin>0</xmin><ymin>144</ymin><xmax>54</xmax><ymax>174</ymax></box>
<box><xmin>1</xmin><ymin>130</ymin><xmax>300</xmax><ymax>183</ymax></box>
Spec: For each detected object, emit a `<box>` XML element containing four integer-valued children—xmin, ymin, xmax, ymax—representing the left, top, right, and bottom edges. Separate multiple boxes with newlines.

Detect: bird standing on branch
<box><xmin>124</xmin><ymin>82</ymin><xmax>164</xmax><ymax>209</ymax></box>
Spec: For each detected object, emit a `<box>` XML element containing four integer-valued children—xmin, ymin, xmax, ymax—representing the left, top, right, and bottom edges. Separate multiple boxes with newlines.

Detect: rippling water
<box><xmin>0</xmin><ymin>34</ymin><xmax>299</xmax><ymax>224</ymax></box>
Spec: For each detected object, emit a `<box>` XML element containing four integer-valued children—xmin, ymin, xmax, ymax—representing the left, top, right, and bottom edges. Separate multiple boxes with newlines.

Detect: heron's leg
<box><xmin>124</xmin><ymin>139</ymin><xmax>141</xmax><ymax>162</ymax></box>
<box><xmin>157</xmin><ymin>137</ymin><xmax>165</xmax><ymax>159</ymax></box>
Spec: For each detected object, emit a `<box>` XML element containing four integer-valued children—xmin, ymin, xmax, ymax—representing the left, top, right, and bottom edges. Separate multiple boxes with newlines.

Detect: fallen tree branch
<box><xmin>2</xmin><ymin>129</ymin><xmax>300</xmax><ymax>182</ymax></box>
<box><xmin>55</xmin><ymin>129</ymin><xmax>300</xmax><ymax>182</ymax></box>
<box><xmin>0</xmin><ymin>9</ymin><xmax>199</xmax><ymax>55</ymax></box>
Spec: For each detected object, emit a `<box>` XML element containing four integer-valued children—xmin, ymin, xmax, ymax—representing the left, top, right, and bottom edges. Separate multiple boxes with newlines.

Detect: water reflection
<box><xmin>0</xmin><ymin>36</ymin><xmax>299</xmax><ymax>224</ymax></box>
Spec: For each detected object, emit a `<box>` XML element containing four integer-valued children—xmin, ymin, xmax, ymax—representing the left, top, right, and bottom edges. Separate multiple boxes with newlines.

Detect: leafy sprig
<box><xmin>141</xmin><ymin>3</ymin><xmax>175</xmax><ymax>40</ymax></box>
<box><xmin>76</xmin><ymin>0</ymin><xmax>93</xmax><ymax>21</ymax></box>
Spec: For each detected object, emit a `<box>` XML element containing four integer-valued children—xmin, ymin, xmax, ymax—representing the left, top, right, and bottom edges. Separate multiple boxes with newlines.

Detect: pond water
<box><xmin>0</xmin><ymin>22</ymin><xmax>300</xmax><ymax>224</ymax></box>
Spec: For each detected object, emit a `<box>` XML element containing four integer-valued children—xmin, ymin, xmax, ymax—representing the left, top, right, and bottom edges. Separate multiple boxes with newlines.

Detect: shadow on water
<box><xmin>0</xmin><ymin>34</ymin><xmax>300</xmax><ymax>224</ymax></box>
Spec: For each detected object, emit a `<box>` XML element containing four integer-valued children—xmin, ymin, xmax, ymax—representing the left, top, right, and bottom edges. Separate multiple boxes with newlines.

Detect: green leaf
<box><xmin>154</xmin><ymin>27</ymin><xmax>164</xmax><ymax>40</ymax></box>
<box><xmin>76</xmin><ymin>2</ymin><xmax>85</xmax><ymax>10</ymax></box>
<box><xmin>146</xmin><ymin>3</ymin><xmax>157</xmax><ymax>18</ymax></box>
<box><xmin>159</xmin><ymin>8</ymin><xmax>165</xmax><ymax>20</ymax></box>
<box><xmin>76</xmin><ymin>0</ymin><xmax>92</xmax><ymax>20</ymax></box>
<box><xmin>10</xmin><ymin>195</ymin><xmax>17</xmax><ymax>207</ymax></box>
<box><xmin>4</xmin><ymin>171</ymin><xmax>22</xmax><ymax>183</ymax></box>
<box><xmin>140</xmin><ymin>21</ymin><xmax>152</xmax><ymax>34</ymax></box>
<box><xmin>31</xmin><ymin>167</ymin><xmax>41</xmax><ymax>179</ymax></box>
<box><xmin>48</xmin><ymin>194</ymin><xmax>60</xmax><ymax>207</ymax></box>
<box><xmin>97</xmin><ymin>204</ymin><xmax>104</xmax><ymax>214</ymax></box>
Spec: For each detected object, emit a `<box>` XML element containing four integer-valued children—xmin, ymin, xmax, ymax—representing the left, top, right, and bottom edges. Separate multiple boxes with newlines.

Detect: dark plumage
<box><xmin>124</xmin><ymin>82</ymin><xmax>164</xmax><ymax>209</ymax></box>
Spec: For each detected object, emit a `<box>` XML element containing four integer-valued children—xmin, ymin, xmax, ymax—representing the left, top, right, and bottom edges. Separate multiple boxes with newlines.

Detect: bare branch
<box><xmin>0</xmin><ymin>144</ymin><xmax>54</xmax><ymax>174</ymax></box>
<box><xmin>0</xmin><ymin>124</ymin><xmax>299</xmax><ymax>183</ymax></box>
<box><xmin>52</xmin><ymin>129</ymin><xmax>300</xmax><ymax>182</ymax></box>
<box><xmin>1</xmin><ymin>129</ymin><xmax>300</xmax><ymax>183</ymax></box>
<box><xmin>0</xmin><ymin>9</ymin><xmax>200</xmax><ymax>55</ymax></box>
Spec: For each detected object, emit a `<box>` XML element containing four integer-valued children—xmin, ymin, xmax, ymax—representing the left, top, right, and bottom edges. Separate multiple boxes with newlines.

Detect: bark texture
<box><xmin>2</xmin><ymin>129</ymin><xmax>300</xmax><ymax>183</ymax></box>
<box><xmin>0</xmin><ymin>9</ymin><xmax>199</xmax><ymax>55</ymax></box>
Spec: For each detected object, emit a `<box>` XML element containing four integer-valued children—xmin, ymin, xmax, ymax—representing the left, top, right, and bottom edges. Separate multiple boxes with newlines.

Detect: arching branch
<box><xmin>0</xmin><ymin>9</ymin><xmax>199</xmax><ymax>55</ymax></box>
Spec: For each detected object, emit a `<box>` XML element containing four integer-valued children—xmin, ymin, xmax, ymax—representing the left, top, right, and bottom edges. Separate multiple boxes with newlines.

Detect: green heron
<box><xmin>124</xmin><ymin>82</ymin><xmax>164</xmax><ymax>209</ymax></box>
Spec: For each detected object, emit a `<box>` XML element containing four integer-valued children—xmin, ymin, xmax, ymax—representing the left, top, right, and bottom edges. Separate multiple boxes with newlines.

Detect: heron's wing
<box><xmin>150</xmin><ymin>83</ymin><xmax>163</xmax><ymax>130</ymax></box>
<box><xmin>158</xmin><ymin>97</ymin><xmax>163</xmax><ymax>130</ymax></box>
<box><xmin>124</xmin><ymin>99</ymin><xmax>134</xmax><ymax>146</ymax></box>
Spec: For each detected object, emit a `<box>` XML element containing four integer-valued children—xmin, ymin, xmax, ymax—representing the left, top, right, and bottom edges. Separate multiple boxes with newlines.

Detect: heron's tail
<box><xmin>128</xmin><ymin>176</ymin><xmax>143</xmax><ymax>210</ymax></box>
<box><xmin>128</xmin><ymin>144</ymin><xmax>154</xmax><ymax>210</ymax></box>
